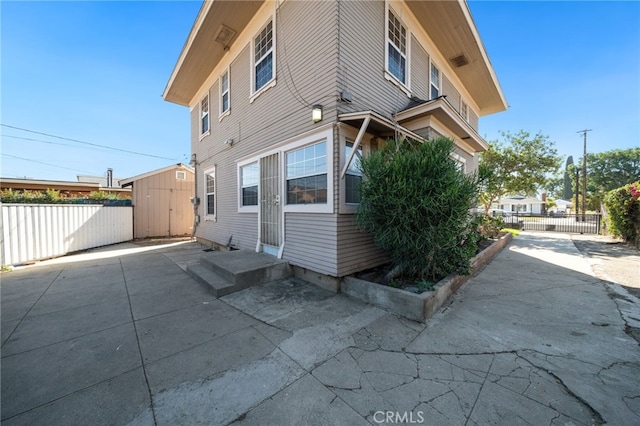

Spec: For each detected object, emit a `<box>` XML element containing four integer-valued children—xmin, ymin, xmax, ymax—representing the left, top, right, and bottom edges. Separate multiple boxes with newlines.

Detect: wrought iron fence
<box><xmin>492</xmin><ymin>212</ymin><xmax>602</xmax><ymax>234</ymax></box>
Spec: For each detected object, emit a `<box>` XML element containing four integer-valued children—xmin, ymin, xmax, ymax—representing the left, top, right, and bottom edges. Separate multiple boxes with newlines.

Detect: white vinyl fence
<box><xmin>1</xmin><ymin>204</ymin><xmax>133</xmax><ymax>266</ymax></box>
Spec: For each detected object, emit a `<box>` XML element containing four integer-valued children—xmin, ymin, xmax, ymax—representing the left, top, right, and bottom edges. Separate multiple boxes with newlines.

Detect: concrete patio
<box><xmin>1</xmin><ymin>233</ymin><xmax>639</xmax><ymax>425</ymax></box>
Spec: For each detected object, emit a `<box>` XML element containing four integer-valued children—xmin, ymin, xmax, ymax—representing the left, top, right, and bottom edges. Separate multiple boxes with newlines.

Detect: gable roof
<box><xmin>119</xmin><ymin>163</ymin><xmax>194</xmax><ymax>187</ymax></box>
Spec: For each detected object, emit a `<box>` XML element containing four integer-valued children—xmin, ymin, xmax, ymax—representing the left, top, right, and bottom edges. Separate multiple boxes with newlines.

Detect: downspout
<box><xmin>190</xmin><ymin>153</ymin><xmax>199</xmax><ymax>238</ymax></box>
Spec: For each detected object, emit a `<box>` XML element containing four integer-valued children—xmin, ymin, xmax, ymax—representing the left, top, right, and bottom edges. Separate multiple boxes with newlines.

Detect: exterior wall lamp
<box><xmin>312</xmin><ymin>104</ymin><xmax>323</xmax><ymax>123</ymax></box>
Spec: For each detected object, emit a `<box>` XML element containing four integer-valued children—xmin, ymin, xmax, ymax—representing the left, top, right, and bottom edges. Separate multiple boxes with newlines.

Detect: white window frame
<box><xmin>250</xmin><ymin>17</ymin><xmax>276</xmax><ymax>103</ymax></box>
<box><xmin>285</xmin><ymin>140</ymin><xmax>329</xmax><ymax>208</ymax></box>
<box><xmin>450</xmin><ymin>152</ymin><xmax>467</xmax><ymax>174</ymax></box>
<box><xmin>339</xmin><ymin>126</ymin><xmax>374</xmax><ymax>214</ymax></box>
<box><xmin>460</xmin><ymin>100</ymin><xmax>469</xmax><ymax>122</ymax></box>
<box><xmin>384</xmin><ymin>5</ymin><xmax>411</xmax><ymax>96</ymax></box>
<box><xmin>430</xmin><ymin>63</ymin><xmax>440</xmax><ymax>99</ymax></box>
<box><xmin>237</xmin><ymin>160</ymin><xmax>259</xmax><ymax>213</ymax></box>
<box><xmin>200</xmin><ymin>94</ymin><xmax>210</xmax><ymax>138</ymax></box>
<box><xmin>204</xmin><ymin>166</ymin><xmax>216</xmax><ymax>220</ymax></box>
<box><xmin>176</xmin><ymin>171</ymin><xmax>187</xmax><ymax>180</ymax></box>
<box><xmin>219</xmin><ymin>68</ymin><xmax>230</xmax><ymax>120</ymax></box>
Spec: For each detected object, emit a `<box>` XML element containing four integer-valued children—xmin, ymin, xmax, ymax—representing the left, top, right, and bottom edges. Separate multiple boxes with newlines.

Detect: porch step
<box><xmin>186</xmin><ymin>263</ymin><xmax>236</xmax><ymax>297</ymax></box>
<box><xmin>186</xmin><ymin>250</ymin><xmax>292</xmax><ymax>297</ymax></box>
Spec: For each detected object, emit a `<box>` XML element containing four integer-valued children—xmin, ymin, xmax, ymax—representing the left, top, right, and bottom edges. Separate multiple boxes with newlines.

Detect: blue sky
<box><xmin>1</xmin><ymin>0</ymin><xmax>639</xmax><ymax>182</ymax></box>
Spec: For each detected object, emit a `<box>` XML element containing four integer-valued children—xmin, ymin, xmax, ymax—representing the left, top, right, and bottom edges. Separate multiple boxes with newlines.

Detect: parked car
<box><xmin>488</xmin><ymin>209</ymin><xmax>512</xmax><ymax>217</ymax></box>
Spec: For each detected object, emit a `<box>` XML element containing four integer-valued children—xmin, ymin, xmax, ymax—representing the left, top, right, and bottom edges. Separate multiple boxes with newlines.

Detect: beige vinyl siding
<box><xmin>283</xmin><ymin>213</ymin><xmax>338</xmax><ymax>276</ymax></box>
<box><xmin>336</xmin><ymin>215</ymin><xmax>388</xmax><ymax>277</ymax></box>
<box><xmin>410</xmin><ymin>35</ymin><xmax>430</xmax><ymax>101</ymax></box>
<box><xmin>337</xmin><ymin>0</ymin><xmax>411</xmax><ymax>117</ymax></box>
<box><xmin>442</xmin><ymin>75</ymin><xmax>461</xmax><ymax>113</ymax></box>
<box><xmin>469</xmin><ymin>109</ymin><xmax>479</xmax><ymax>131</ymax></box>
<box><xmin>192</xmin><ymin>0</ymin><xmax>340</xmax><ymax>259</ymax></box>
<box><xmin>130</xmin><ymin>167</ymin><xmax>194</xmax><ymax>238</ymax></box>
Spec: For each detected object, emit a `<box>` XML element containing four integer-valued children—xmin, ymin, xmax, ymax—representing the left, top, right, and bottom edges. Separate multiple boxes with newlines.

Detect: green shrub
<box><xmin>355</xmin><ymin>137</ymin><xmax>479</xmax><ymax>281</ymax></box>
<box><xmin>603</xmin><ymin>181</ymin><xmax>640</xmax><ymax>248</ymax></box>
<box><xmin>476</xmin><ymin>214</ymin><xmax>504</xmax><ymax>239</ymax></box>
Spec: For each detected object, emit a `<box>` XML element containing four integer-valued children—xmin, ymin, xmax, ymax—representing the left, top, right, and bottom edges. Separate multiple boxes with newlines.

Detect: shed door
<box><xmin>259</xmin><ymin>153</ymin><xmax>281</xmax><ymax>255</ymax></box>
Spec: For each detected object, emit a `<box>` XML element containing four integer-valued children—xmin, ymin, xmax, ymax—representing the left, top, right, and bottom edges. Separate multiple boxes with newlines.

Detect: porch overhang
<box><xmin>338</xmin><ymin>111</ymin><xmax>423</xmax><ymax>141</ymax></box>
<box><xmin>393</xmin><ymin>97</ymin><xmax>489</xmax><ymax>152</ymax></box>
<box><xmin>163</xmin><ymin>0</ymin><xmax>264</xmax><ymax>106</ymax></box>
<box><xmin>404</xmin><ymin>0</ymin><xmax>507</xmax><ymax>115</ymax></box>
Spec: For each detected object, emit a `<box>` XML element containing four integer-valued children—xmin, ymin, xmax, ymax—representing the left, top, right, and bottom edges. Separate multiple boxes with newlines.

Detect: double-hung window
<box><xmin>460</xmin><ymin>100</ymin><xmax>468</xmax><ymax>121</ymax></box>
<box><xmin>220</xmin><ymin>70</ymin><xmax>230</xmax><ymax>116</ymax></box>
<box><xmin>345</xmin><ymin>142</ymin><xmax>363</xmax><ymax>204</ymax></box>
<box><xmin>240</xmin><ymin>163</ymin><xmax>258</xmax><ymax>207</ymax></box>
<box><xmin>387</xmin><ymin>10</ymin><xmax>407</xmax><ymax>85</ymax></box>
<box><xmin>205</xmin><ymin>168</ymin><xmax>216</xmax><ymax>217</ymax></box>
<box><xmin>200</xmin><ymin>95</ymin><xmax>210</xmax><ymax>136</ymax></box>
<box><xmin>254</xmin><ymin>20</ymin><xmax>274</xmax><ymax>93</ymax></box>
<box><xmin>430</xmin><ymin>64</ymin><xmax>440</xmax><ymax>99</ymax></box>
<box><xmin>286</xmin><ymin>141</ymin><xmax>327</xmax><ymax>205</ymax></box>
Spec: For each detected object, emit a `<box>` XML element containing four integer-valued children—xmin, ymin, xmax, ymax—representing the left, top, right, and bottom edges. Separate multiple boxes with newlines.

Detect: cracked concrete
<box><xmin>2</xmin><ymin>232</ymin><xmax>639</xmax><ymax>425</ymax></box>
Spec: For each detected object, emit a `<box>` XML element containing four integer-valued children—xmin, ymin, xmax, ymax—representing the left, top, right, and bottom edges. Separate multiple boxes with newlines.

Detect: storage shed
<box><xmin>120</xmin><ymin>164</ymin><xmax>194</xmax><ymax>238</ymax></box>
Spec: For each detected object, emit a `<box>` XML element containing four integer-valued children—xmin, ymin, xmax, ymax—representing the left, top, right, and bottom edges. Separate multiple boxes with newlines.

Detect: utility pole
<box><xmin>577</xmin><ymin>129</ymin><xmax>592</xmax><ymax>222</ymax></box>
<box><xmin>575</xmin><ymin>167</ymin><xmax>580</xmax><ymax>222</ymax></box>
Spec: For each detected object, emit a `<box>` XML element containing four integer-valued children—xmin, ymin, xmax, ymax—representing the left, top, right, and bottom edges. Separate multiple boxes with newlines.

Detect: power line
<box><xmin>1</xmin><ymin>153</ymin><xmax>94</xmax><ymax>174</ymax></box>
<box><xmin>0</xmin><ymin>124</ymin><xmax>180</xmax><ymax>161</ymax></box>
<box><xmin>2</xmin><ymin>134</ymin><xmax>100</xmax><ymax>149</ymax></box>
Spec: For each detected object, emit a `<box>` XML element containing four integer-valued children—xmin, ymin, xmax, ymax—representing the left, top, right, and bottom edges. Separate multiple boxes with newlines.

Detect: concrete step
<box><xmin>198</xmin><ymin>250</ymin><xmax>292</xmax><ymax>287</ymax></box>
<box><xmin>186</xmin><ymin>263</ymin><xmax>236</xmax><ymax>297</ymax></box>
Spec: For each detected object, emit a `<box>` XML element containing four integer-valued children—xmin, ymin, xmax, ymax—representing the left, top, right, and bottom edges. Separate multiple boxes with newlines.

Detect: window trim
<box><xmin>203</xmin><ymin>166</ymin><xmax>216</xmax><ymax>220</ymax></box>
<box><xmin>344</xmin><ymin>141</ymin><xmax>363</xmax><ymax>206</ymax></box>
<box><xmin>338</xmin><ymin>125</ymin><xmax>374</xmax><ymax>214</ymax></box>
<box><xmin>450</xmin><ymin>152</ymin><xmax>467</xmax><ymax>174</ymax></box>
<box><xmin>285</xmin><ymin>140</ymin><xmax>329</xmax><ymax>208</ymax></box>
<box><xmin>219</xmin><ymin>68</ymin><xmax>230</xmax><ymax>121</ymax></box>
<box><xmin>384</xmin><ymin>5</ymin><xmax>411</xmax><ymax>96</ymax></box>
<box><xmin>460</xmin><ymin>100</ymin><xmax>469</xmax><ymax>122</ymax></box>
<box><xmin>199</xmin><ymin>94</ymin><xmax>210</xmax><ymax>139</ymax></box>
<box><xmin>237</xmin><ymin>160</ymin><xmax>259</xmax><ymax>213</ymax></box>
<box><xmin>250</xmin><ymin>17</ymin><xmax>277</xmax><ymax>103</ymax></box>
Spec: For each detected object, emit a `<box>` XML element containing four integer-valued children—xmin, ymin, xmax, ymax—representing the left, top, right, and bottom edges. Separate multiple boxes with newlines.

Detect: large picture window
<box><xmin>345</xmin><ymin>142</ymin><xmax>363</xmax><ymax>204</ymax></box>
<box><xmin>241</xmin><ymin>163</ymin><xmax>258</xmax><ymax>206</ymax></box>
<box><xmin>205</xmin><ymin>168</ymin><xmax>216</xmax><ymax>216</ymax></box>
<box><xmin>286</xmin><ymin>141</ymin><xmax>327</xmax><ymax>205</ymax></box>
<box><xmin>254</xmin><ymin>20</ymin><xmax>274</xmax><ymax>92</ymax></box>
<box><xmin>387</xmin><ymin>10</ymin><xmax>407</xmax><ymax>85</ymax></box>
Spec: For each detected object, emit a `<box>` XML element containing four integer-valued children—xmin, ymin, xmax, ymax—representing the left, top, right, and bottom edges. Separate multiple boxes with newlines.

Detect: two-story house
<box><xmin>163</xmin><ymin>0</ymin><xmax>507</xmax><ymax>280</ymax></box>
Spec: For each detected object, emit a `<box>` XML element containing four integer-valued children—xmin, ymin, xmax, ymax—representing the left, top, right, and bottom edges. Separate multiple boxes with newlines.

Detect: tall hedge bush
<box><xmin>355</xmin><ymin>137</ymin><xmax>479</xmax><ymax>280</ymax></box>
<box><xmin>603</xmin><ymin>181</ymin><xmax>640</xmax><ymax>248</ymax></box>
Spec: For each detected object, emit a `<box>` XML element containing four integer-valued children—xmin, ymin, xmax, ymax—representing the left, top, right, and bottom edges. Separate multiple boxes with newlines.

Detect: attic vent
<box><xmin>214</xmin><ymin>25</ymin><xmax>237</xmax><ymax>49</ymax></box>
<box><xmin>450</xmin><ymin>54</ymin><xmax>469</xmax><ymax>68</ymax></box>
<box><xmin>176</xmin><ymin>171</ymin><xmax>187</xmax><ymax>180</ymax></box>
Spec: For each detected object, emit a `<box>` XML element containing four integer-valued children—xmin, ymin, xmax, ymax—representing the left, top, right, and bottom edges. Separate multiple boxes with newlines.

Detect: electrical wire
<box><xmin>0</xmin><ymin>124</ymin><xmax>180</xmax><ymax>161</ymax></box>
<box><xmin>1</xmin><ymin>153</ymin><xmax>94</xmax><ymax>174</ymax></box>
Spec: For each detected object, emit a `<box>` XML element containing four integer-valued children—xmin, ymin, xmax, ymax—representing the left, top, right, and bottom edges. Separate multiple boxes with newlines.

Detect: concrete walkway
<box><xmin>1</xmin><ymin>233</ymin><xmax>639</xmax><ymax>425</ymax></box>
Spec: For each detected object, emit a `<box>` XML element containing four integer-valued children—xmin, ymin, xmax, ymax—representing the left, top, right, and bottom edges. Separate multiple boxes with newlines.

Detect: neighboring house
<box><xmin>77</xmin><ymin>168</ymin><xmax>124</xmax><ymax>188</ymax></box>
<box><xmin>494</xmin><ymin>196</ymin><xmax>546</xmax><ymax>215</ymax></box>
<box><xmin>0</xmin><ymin>177</ymin><xmax>131</xmax><ymax>199</ymax></box>
<box><xmin>120</xmin><ymin>164</ymin><xmax>195</xmax><ymax>239</ymax></box>
<box><xmin>162</xmin><ymin>0</ymin><xmax>507</xmax><ymax>278</ymax></box>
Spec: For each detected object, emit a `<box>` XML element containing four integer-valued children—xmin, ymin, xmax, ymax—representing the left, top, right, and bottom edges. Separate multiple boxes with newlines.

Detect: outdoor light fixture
<box><xmin>312</xmin><ymin>104</ymin><xmax>323</xmax><ymax>123</ymax></box>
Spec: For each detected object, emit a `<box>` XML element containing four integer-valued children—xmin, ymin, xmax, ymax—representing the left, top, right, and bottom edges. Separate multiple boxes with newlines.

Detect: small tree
<box><xmin>478</xmin><ymin>130</ymin><xmax>561</xmax><ymax>212</ymax></box>
<box><xmin>356</xmin><ymin>137</ymin><xmax>479</xmax><ymax>281</ymax></box>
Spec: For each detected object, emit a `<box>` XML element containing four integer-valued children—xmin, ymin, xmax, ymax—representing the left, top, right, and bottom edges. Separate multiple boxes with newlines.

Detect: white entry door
<box><xmin>259</xmin><ymin>153</ymin><xmax>281</xmax><ymax>255</ymax></box>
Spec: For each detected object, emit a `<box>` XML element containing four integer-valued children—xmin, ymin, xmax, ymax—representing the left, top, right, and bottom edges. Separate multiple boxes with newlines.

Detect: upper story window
<box><xmin>200</xmin><ymin>95</ymin><xmax>210</xmax><ymax>136</ymax></box>
<box><xmin>430</xmin><ymin>64</ymin><xmax>440</xmax><ymax>99</ymax></box>
<box><xmin>220</xmin><ymin>70</ymin><xmax>230</xmax><ymax>116</ymax></box>
<box><xmin>254</xmin><ymin>20</ymin><xmax>274</xmax><ymax>93</ymax></box>
<box><xmin>286</xmin><ymin>141</ymin><xmax>327</xmax><ymax>205</ymax></box>
<box><xmin>387</xmin><ymin>10</ymin><xmax>407</xmax><ymax>85</ymax></box>
<box><xmin>460</xmin><ymin>100</ymin><xmax>468</xmax><ymax>122</ymax></box>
